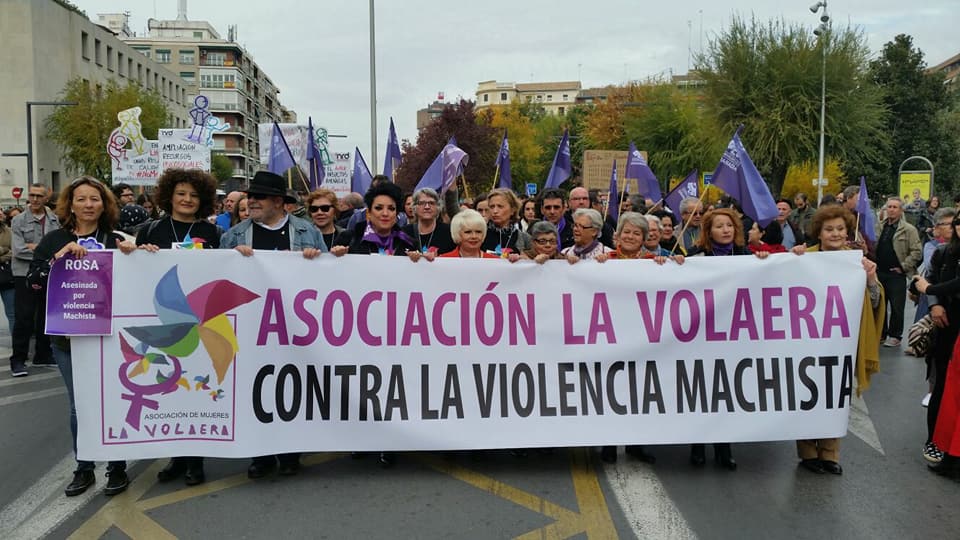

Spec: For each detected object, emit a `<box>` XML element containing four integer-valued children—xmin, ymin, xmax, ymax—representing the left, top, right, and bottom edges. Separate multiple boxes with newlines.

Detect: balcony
<box><xmin>208</xmin><ymin>102</ymin><xmax>240</xmax><ymax>111</ymax></box>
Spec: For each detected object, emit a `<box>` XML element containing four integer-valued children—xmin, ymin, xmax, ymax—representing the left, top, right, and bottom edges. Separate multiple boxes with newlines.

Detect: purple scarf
<box><xmin>573</xmin><ymin>240</ymin><xmax>599</xmax><ymax>258</ymax></box>
<box><xmin>555</xmin><ymin>216</ymin><xmax>567</xmax><ymax>251</ymax></box>
<box><xmin>711</xmin><ymin>242</ymin><xmax>734</xmax><ymax>256</ymax></box>
<box><xmin>362</xmin><ymin>222</ymin><xmax>412</xmax><ymax>255</ymax></box>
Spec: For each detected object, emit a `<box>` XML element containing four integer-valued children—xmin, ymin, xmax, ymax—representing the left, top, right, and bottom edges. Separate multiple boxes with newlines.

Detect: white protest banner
<box><xmin>323</xmin><ymin>150</ymin><xmax>351</xmax><ymax>196</ymax></box>
<box><xmin>70</xmin><ymin>251</ymin><xmax>866</xmax><ymax>460</ymax></box>
<box><xmin>111</xmin><ymin>141</ymin><xmax>160</xmax><ymax>186</ymax></box>
<box><xmin>258</xmin><ymin>123</ymin><xmax>308</xmax><ymax>168</ymax></box>
<box><xmin>158</xmin><ymin>129</ymin><xmax>211</xmax><ymax>173</ymax></box>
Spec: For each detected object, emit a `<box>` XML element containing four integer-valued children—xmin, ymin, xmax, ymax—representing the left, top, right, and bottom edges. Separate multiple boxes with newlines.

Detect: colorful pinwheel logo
<box><xmin>116</xmin><ymin>266</ymin><xmax>260</xmax><ymax>430</ymax></box>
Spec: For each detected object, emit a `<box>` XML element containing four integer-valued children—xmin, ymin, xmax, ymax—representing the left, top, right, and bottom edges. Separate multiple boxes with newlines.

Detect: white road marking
<box><xmin>603</xmin><ymin>452</ymin><xmax>697</xmax><ymax>540</ymax></box>
<box><xmin>0</xmin><ymin>371</ymin><xmax>61</xmax><ymax>388</ymax></box>
<box><xmin>0</xmin><ymin>453</ymin><xmax>96</xmax><ymax>539</ymax></box>
<box><xmin>849</xmin><ymin>392</ymin><xmax>884</xmax><ymax>455</ymax></box>
<box><xmin>0</xmin><ymin>387</ymin><xmax>66</xmax><ymax>407</ymax></box>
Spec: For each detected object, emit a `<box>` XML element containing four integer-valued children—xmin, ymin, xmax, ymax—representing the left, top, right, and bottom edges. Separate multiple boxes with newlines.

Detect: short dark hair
<box><xmin>112</xmin><ymin>182</ymin><xmax>133</xmax><ymax>198</ymax></box>
<box><xmin>777</xmin><ymin>198</ymin><xmax>792</xmax><ymax>207</ymax></box>
<box><xmin>539</xmin><ymin>188</ymin><xmax>566</xmax><ymax>207</ymax></box>
<box><xmin>153</xmin><ymin>169</ymin><xmax>217</xmax><ymax>218</ymax></box>
<box><xmin>364</xmin><ymin>181</ymin><xmax>404</xmax><ymax>210</ymax></box>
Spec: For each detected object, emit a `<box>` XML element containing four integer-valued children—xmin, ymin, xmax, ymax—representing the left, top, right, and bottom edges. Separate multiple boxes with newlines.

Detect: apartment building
<box><xmin>475</xmin><ymin>80</ymin><xmax>582</xmax><ymax>116</ymax></box>
<box><xmin>116</xmin><ymin>10</ymin><xmax>288</xmax><ymax>186</ymax></box>
<box><xmin>0</xmin><ymin>0</ymin><xmax>190</xmax><ymax>196</ymax></box>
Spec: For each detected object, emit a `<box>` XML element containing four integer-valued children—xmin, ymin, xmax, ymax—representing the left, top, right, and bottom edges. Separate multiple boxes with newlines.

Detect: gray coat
<box><xmin>11</xmin><ymin>208</ymin><xmax>60</xmax><ymax>277</ymax></box>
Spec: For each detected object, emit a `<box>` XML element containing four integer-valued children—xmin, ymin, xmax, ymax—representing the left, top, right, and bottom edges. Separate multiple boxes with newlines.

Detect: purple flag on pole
<box><xmin>352</xmin><ymin>147</ymin><xmax>373</xmax><ymax>195</ymax></box>
<box><xmin>625</xmin><ymin>142</ymin><xmax>662</xmax><ymax>202</ymax></box>
<box><xmin>710</xmin><ymin>127</ymin><xmax>779</xmax><ymax>227</ymax></box>
<box><xmin>306</xmin><ymin>117</ymin><xmax>325</xmax><ymax>190</ymax></box>
<box><xmin>544</xmin><ymin>129</ymin><xmax>571</xmax><ymax>189</ymax></box>
<box><xmin>267</xmin><ymin>122</ymin><xmax>297</xmax><ymax>175</ymax></box>
<box><xmin>856</xmin><ymin>176</ymin><xmax>877</xmax><ymax>243</ymax></box>
<box><xmin>607</xmin><ymin>160</ymin><xmax>619</xmax><ymax>223</ymax></box>
<box><xmin>665</xmin><ymin>170</ymin><xmax>699</xmax><ymax>217</ymax></box>
<box><xmin>495</xmin><ymin>129</ymin><xmax>512</xmax><ymax>189</ymax></box>
<box><xmin>415</xmin><ymin>137</ymin><xmax>465</xmax><ymax>193</ymax></box>
<box><xmin>382</xmin><ymin>117</ymin><xmax>402</xmax><ymax>181</ymax></box>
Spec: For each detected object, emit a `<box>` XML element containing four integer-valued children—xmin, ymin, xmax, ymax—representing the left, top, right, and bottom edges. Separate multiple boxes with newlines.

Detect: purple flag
<box><xmin>382</xmin><ymin>117</ymin><xmax>402</xmax><ymax>181</ymax></box>
<box><xmin>856</xmin><ymin>176</ymin><xmax>877</xmax><ymax>243</ymax></box>
<box><xmin>626</xmin><ymin>142</ymin><xmax>662</xmax><ymax>202</ymax></box>
<box><xmin>607</xmin><ymin>160</ymin><xmax>619</xmax><ymax>223</ymax></box>
<box><xmin>495</xmin><ymin>129</ymin><xmax>512</xmax><ymax>189</ymax></box>
<box><xmin>415</xmin><ymin>137</ymin><xmax>465</xmax><ymax>193</ymax></box>
<box><xmin>710</xmin><ymin>127</ymin><xmax>779</xmax><ymax>227</ymax></box>
<box><xmin>352</xmin><ymin>147</ymin><xmax>373</xmax><ymax>195</ymax></box>
<box><xmin>267</xmin><ymin>122</ymin><xmax>297</xmax><ymax>175</ymax></box>
<box><xmin>306</xmin><ymin>117</ymin><xmax>325</xmax><ymax>190</ymax></box>
<box><xmin>544</xmin><ymin>129</ymin><xmax>571</xmax><ymax>189</ymax></box>
<box><xmin>665</xmin><ymin>170</ymin><xmax>700</xmax><ymax>217</ymax></box>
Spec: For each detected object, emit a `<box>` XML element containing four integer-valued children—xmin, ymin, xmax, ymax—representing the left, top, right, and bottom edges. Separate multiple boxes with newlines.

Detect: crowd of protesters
<box><xmin>8</xmin><ymin>168</ymin><xmax>960</xmax><ymax>500</ymax></box>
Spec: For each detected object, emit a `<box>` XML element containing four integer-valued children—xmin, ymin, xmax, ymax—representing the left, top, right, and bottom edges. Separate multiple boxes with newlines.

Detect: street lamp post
<box><xmin>369</xmin><ymin>0</ymin><xmax>378</xmax><ymax>170</ymax></box>
<box><xmin>3</xmin><ymin>101</ymin><xmax>78</xmax><ymax>187</ymax></box>
<box><xmin>810</xmin><ymin>2</ymin><xmax>829</xmax><ymax>206</ymax></box>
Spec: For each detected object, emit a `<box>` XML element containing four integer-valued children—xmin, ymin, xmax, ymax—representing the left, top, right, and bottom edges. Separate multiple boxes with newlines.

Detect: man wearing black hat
<box><xmin>220</xmin><ymin>170</ymin><xmax>326</xmax><ymax>478</ymax></box>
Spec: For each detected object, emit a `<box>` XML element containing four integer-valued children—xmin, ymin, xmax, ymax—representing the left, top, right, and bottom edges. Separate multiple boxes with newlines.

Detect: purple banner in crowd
<box><xmin>45</xmin><ymin>251</ymin><xmax>114</xmax><ymax>336</ymax></box>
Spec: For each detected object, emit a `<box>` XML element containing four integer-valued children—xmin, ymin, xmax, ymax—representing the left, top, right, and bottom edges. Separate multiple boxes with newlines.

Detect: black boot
<box><xmin>715</xmin><ymin>443</ymin><xmax>737</xmax><ymax>471</ymax></box>
<box><xmin>104</xmin><ymin>464</ymin><xmax>130</xmax><ymax>496</ymax></box>
<box><xmin>64</xmin><ymin>469</ymin><xmax>95</xmax><ymax>497</ymax></box>
<box><xmin>690</xmin><ymin>444</ymin><xmax>706</xmax><ymax>466</ymax></box>
<box><xmin>928</xmin><ymin>454</ymin><xmax>960</xmax><ymax>477</ymax></box>
<box><xmin>378</xmin><ymin>452</ymin><xmax>396</xmax><ymax>468</ymax></box>
<box><xmin>184</xmin><ymin>457</ymin><xmax>206</xmax><ymax>485</ymax></box>
<box><xmin>157</xmin><ymin>456</ymin><xmax>188</xmax><ymax>482</ymax></box>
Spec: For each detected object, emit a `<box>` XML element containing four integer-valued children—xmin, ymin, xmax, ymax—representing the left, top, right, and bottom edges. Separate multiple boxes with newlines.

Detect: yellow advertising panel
<box><xmin>898</xmin><ymin>171</ymin><xmax>932</xmax><ymax>205</ymax></box>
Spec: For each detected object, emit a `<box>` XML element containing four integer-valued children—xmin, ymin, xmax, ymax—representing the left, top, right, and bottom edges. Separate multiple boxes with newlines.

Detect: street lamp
<box><xmin>810</xmin><ymin>1</ymin><xmax>829</xmax><ymax>206</ymax></box>
<box><xmin>369</xmin><ymin>0</ymin><xmax>378</xmax><ymax>169</ymax></box>
<box><xmin>2</xmin><ymin>101</ymin><xmax>78</xmax><ymax>187</ymax></box>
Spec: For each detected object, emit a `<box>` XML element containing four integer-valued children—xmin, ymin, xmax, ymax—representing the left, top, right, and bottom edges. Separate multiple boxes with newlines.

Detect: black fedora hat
<box><xmin>247</xmin><ymin>170</ymin><xmax>297</xmax><ymax>203</ymax></box>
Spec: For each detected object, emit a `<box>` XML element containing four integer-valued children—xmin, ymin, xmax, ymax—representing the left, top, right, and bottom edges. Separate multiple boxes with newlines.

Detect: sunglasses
<box><xmin>309</xmin><ymin>204</ymin><xmax>333</xmax><ymax>213</ymax></box>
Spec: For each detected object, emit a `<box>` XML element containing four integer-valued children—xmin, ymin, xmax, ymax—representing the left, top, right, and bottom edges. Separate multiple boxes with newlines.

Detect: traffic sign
<box><xmin>526</xmin><ymin>183</ymin><xmax>538</xmax><ymax>197</ymax></box>
<box><xmin>11</xmin><ymin>187</ymin><xmax>23</xmax><ymax>199</ymax></box>
<box><xmin>811</xmin><ymin>178</ymin><xmax>828</xmax><ymax>187</ymax></box>
<box><xmin>703</xmin><ymin>173</ymin><xmax>713</xmax><ymax>186</ymax></box>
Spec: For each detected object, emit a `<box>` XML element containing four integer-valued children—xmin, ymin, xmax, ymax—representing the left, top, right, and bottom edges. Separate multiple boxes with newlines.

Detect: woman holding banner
<box><xmin>688</xmin><ymin>208</ymin><xmax>771</xmax><ymax>470</ymax></box>
<box><xmin>561</xmin><ymin>209</ymin><xmax>611</xmax><ymax>262</ymax></box>
<box><xmin>305</xmin><ymin>188</ymin><xmax>344</xmax><ymax>250</ymax></box>
<box><xmin>29</xmin><ymin>176</ymin><xmax>136</xmax><ymax>497</ymax></box>
<box><xmin>128</xmin><ymin>168</ymin><xmax>221</xmax><ymax>486</ymax></box>
<box><xmin>519</xmin><ymin>221</ymin><xmax>564</xmax><ymax>263</ymax></box>
<box><xmin>437</xmin><ymin>209</ymin><xmax>501</xmax><ymax>259</ymax></box>
<box><xmin>482</xmin><ymin>188</ymin><xmax>531</xmax><ymax>256</ymax></box>
<box><xmin>791</xmin><ymin>205</ymin><xmax>884</xmax><ymax>475</ymax></box>
<box><xmin>403</xmin><ymin>187</ymin><xmax>455</xmax><ymax>255</ymax></box>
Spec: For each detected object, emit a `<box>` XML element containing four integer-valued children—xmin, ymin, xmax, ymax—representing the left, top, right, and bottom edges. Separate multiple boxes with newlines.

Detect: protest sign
<box><xmin>45</xmin><ymin>251</ymin><xmax>114</xmax><ymax>336</ymax></box>
<box><xmin>158</xmin><ymin>129</ymin><xmax>211</xmax><ymax>173</ymax></box>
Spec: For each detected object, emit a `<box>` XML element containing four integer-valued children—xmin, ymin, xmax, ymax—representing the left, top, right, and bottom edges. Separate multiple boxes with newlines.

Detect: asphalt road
<box><xmin>1</xmin><ymin>306</ymin><xmax>958</xmax><ymax>539</ymax></box>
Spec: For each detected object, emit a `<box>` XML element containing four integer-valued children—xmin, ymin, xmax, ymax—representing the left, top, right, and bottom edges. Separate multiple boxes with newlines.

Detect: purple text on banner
<box><xmin>45</xmin><ymin>251</ymin><xmax>114</xmax><ymax>336</ymax></box>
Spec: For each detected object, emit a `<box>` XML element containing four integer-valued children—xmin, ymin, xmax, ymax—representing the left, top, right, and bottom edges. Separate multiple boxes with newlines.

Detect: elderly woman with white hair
<box><xmin>439</xmin><ymin>209</ymin><xmax>500</xmax><ymax>259</ymax></box>
<box><xmin>561</xmin><ymin>208</ymin><xmax>612</xmax><ymax>262</ymax></box>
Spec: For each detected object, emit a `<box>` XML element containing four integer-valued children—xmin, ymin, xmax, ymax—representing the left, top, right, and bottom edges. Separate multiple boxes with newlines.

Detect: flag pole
<box><xmin>603</xmin><ymin>191</ymin><xmax>611</xmax><ymax>222</ymax></box>
<box><xmin>669</xmin><ymin>186</ymin><xmax>710</xmax><ymax>256</ymax></box>
<box><xmin>461</xmin><ymin>174</ymin><xmax>471</xmax><ymax>200</ymax></box>
<box><xmin>491</xmin><ymin>163</ymin><xmax>501</xmax><ymax>192</ymax></box>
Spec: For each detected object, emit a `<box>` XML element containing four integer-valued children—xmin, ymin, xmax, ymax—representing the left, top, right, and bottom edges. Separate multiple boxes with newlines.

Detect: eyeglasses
<box><xmin>309</xmin><ymin>204</ymin><xmax>333</xmax><ymax>213</ymax></box>
<box><xmin>533</xmin><ymin>238</ymin><xmax>556</xmax><ymax>245</ymax></box>
<box><xmin>683</xmin><ymin>211</ymin><xmax>703</xmax><ymax>216</ymax></box>
<box><xmin>572</xmin><ymin>223</ymin><xmax>595</xmax><ymax>230</ymax></box>
<box><xmin>416</xmin><ymin>201</ymin><xmax>437</xmax><ymax>207</ymax></box>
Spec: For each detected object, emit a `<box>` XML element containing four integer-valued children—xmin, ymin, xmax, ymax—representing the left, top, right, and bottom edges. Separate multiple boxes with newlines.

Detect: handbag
<box><xmin>0</xmin><ymin>260</ymin><xmax>13</xmax><ymax>290</ymax></box>
<box><xmin>907</xmin><ymin>314</ymin><xmax>937</xmax><ymax>358</ymax></box>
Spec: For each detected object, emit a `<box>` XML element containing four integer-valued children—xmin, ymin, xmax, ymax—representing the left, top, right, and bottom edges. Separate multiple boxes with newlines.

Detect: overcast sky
<box><xmin>74</xmin><ymin>0</ymin><xmax>956</xmax><ymax>169</ymax></box>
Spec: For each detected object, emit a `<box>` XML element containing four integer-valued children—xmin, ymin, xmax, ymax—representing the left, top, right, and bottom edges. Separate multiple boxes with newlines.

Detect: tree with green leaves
<box><xmin>697</xmin><ymin>16</ymin><xmax>888</xmax><ymax>197</ymax></box>
<box><xmin>45</xmin><ymin>78</ymin><xmax>169</xmax><ymax>183</ymax></box>
<box><xmin>210</xmin><ymin>153</ymin><xmax>234</xmax><ymax>184</ymax></box>
<box><xmin>867</xmin><ymin>34</ymin><xmax>959</xmax><ymax>196</ymax></box>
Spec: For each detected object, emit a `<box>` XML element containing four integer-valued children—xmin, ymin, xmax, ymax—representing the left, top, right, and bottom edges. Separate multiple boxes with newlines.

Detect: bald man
<box><xmin>216</xmin><ymin>191</ymin><xmax>244</xmax><ymax>230</ymax></box>
<box><xmin>568</xmin><ymin>187</ymin><xmax>590</xmax><ymax>210</ymax></box>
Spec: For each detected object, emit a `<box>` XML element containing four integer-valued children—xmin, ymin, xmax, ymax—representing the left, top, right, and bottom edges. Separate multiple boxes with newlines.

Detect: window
<box><xmin>193</xmin><ymin>31</ymin><xmax>203</xmax><ymax>38</ymax></box>
<box><xmin>200</xmin><ymin>73</ymin><xmax>236</xmax><ymax>89</ymax></box>
<box><xmin>205</xmin><ymin>52</ymin><xmax>226</xmax><ymax>66</ymax></box>
<box><xmin>562</xmin><ymin>94</ymin><xmax>569</xmax><ymax>101</ymax></box>
<box><xmin>483</xmin><ymin>94</ymin><xmax>488</xmax><ymax>103</ymax></box>
<box><xmin>94</xmin><ymin>38</ymin><xmax>102</xmax><ymax>65</ymax></box>
<box><xmin>106</xmin><ymin>46</ymin><xmax>114</xmax><ymax>71</ymax></box>
<box><xmin>118</xmin><ymin>52</ymin><xmax>125</xmax><ymax>76</ymax></box>
<box><xmin>137</xmin><ymin>64</ymin><xmax>143</xmax><ymax>83</ymax></box>
<box><xmin>133</xmin><ymin>46</ymin><xmax>150</xmax><ymax>58</ymax></box>
<box><xmin>546</xmin><ymin>94</ymin><xmax>553</xmax><ymax>102</ymax></box>
<box><xmin>558</xmin><ymin>107</ymin><xmax>565</xmax><ymax>116</ymax></box>
<box><xmin>81</xmin><ymin>31</ymin><xmax>89</xmax><ymax>60</ymax></box>
<box><xmin>179</xmin><ymin>50</ymin><xmax>195</xmax><ymax>64</ymax></box>
<box><xmin>180</xmin><ymin>71</ymin><xmax>195</xmax><ymax>83</ymax></box>
<box><xmin>525</xmin><ymin>96</ymin><xmax>533</xmax><ymax>102</ymax></box>
<box><xmin>155</xmin><ymin>49</ymin><xmax>171</xmax><ymax>63</ymax></box>
<box><xmin>536</xmin><ymin>95</ymin><xmax>543</xmax><ymax>102</ymax></box>
<box><xmin>500</xmin><ymin>92</ymin><xmax>508</xmax><ymax>101</ymax></box>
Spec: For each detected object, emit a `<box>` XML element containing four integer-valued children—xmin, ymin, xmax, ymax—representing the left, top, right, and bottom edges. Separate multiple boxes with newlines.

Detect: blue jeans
<box><xmin>53</xmin><ymin>345</ymin><xmax>124</xmax><ymax>473</ymax></box>
<box><xmin>0</xmin><ymin>286</ymin><xmax>14</xmax><ymax>336</ymax></box>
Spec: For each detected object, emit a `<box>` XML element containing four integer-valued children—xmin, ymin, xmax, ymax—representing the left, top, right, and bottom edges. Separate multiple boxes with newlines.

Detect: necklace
<box><xmin>418</xmin><ymin>224</ymin><xmax>435</xmax><ymax>253</ymax></box>
<box><xmin>170</xmin><ymin>217</ymin><xmax>196</xmax><ymax>244</ymax></box>
<box><xmin>75</xmin><ymin>228</ymin><xmax>104</xmax><ymax>249</ymax></box>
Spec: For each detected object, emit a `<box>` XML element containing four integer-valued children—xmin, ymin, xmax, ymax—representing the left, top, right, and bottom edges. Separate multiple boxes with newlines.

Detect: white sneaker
<box><xmin>922</xmin><ymin>393</ymin><xmax>931</xmax><ymax>407</ymax></box>
<box><xmin>883</xmin><ymin>337</ymin><xmax>901</xmax><ymax>347</ymax></box>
